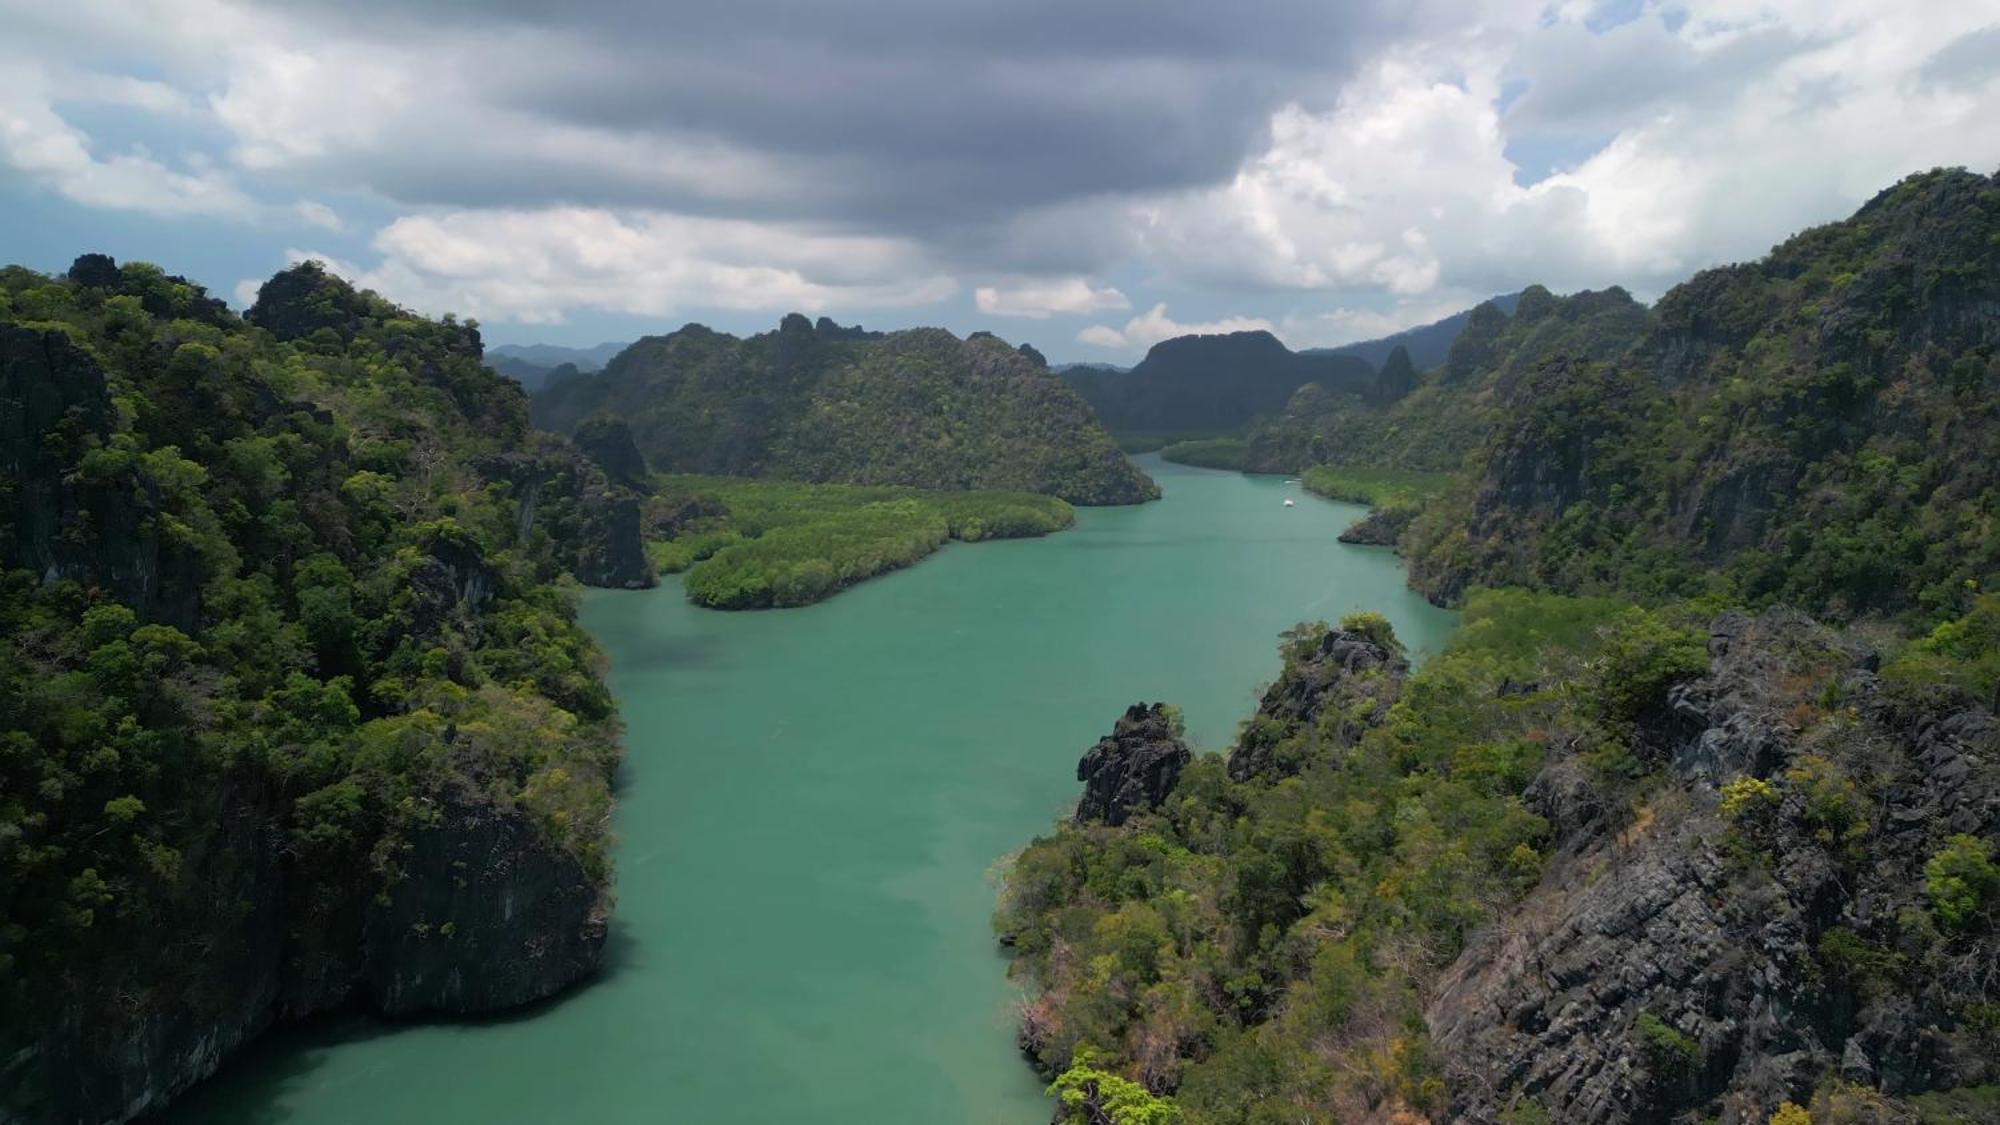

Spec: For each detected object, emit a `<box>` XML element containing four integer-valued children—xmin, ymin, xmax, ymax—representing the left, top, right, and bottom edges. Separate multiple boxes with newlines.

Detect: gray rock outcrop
<box><xmin>1429</xmin><ymin>611</ymin><xmax>2000</xmax><ymax>1123</ymax></box>
<box><xmin>1077</xmin><ymin>704</ymin><xmax>1192</xmax><ymax>826</ymax></box>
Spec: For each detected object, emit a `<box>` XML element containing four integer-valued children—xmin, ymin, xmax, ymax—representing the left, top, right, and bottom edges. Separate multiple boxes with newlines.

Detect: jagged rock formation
<box><xmin>1430</xmin><ymin>611</ymin><xmax>2000</xmax><ymax>1123</ymax></box>
<box><xmin>571</xmin><ymin>414</ymin><xmax>651</xmax><ymax>489</ymax></box>
<box><xmin>0</xmin><ymin>324</ymin><xmax>195</xmax><ymax>621</ymax></box>
<box><xmin>1076</xmin><ymin>704</ymin><xmax>1192</xmax><ymax>826</ymax></box>
<box><xmin>532</xmin><ymin>315</ymin><xmax>1155</xmax><ymax>505</ymax></box>
<box><xmin>1064</xmin><ymin>329</ymin><xmax>1374</xmax><ymax>435</ymax></box>
<box><xmin>998</xmin><ymin>171</ymin><xmax>2000</xmax><ymax>1125</ymax></box>
<box><xmin>1228</xmin><ymin>624</ymin><xmax>1408</xmax><ymax>781</ymax></box>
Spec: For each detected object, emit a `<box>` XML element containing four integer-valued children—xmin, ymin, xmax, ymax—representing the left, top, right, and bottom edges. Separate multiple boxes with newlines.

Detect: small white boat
<box><xmin>1283</xmin><ymin>498</ymin><xmax>1296</xmax><ymax>507</ymax></box>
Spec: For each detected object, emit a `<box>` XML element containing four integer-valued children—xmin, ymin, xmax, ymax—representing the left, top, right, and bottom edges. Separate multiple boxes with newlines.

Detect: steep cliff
<box><xmin>1227</xmin><ymin>619</ymin><xmax>1407</xmax><ymax>781</ymax></box>
<box><xmin>479</xmin><ymin>434</ymin><xmax>655</xmax><ymax>590</ymax></box>
<box><xmin>1075</xmin><ymin>703</ymin><xmax>1193</xmax><ymax>827</ymax></box>
<box><xmin>1431</xmin><ymin>610</ymin><xmax>1999</xmax><ymax>1123</ymax></box>
<box><xmin>0</xmin><ymin>257</ymin><xmax>629</xmax><ymax>1122</ymax></box>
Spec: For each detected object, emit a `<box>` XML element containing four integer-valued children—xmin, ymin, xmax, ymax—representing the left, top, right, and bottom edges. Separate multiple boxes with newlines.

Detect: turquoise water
<box><xmin>173</xmin><ymin>456</ymin><xmax>1456</xmax><ymax>1124</ymax></box>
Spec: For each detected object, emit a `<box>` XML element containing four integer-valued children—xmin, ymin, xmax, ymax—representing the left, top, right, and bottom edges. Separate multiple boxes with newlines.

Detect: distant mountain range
<box><xmin>486</xmin><ymin>342</ymin><xmax>631</xmax><ymax>392</ymax></box>
<box><xmin>1062</xmin><ymin>330</ymin><xmax>1373</xmax><ymax>436</ymax></box>
<box><xmin>489</xmin><ymin>296</ymin><xmax>1518</xmax><ymax>420</ymax></box>
<box><xmin>1304</xmin><ymin>291</ymin><xmax>1525</xmax><ymax>371</ymax></box>
<box><xmin>489</xmin><ymin>341</ymin><xmax>630</xmax><ymax>371</ymax></box>
<box><xmin>1053</xmin><ymin>295</ymin><xmax>1526</xmax><ymax>437</ymax></box>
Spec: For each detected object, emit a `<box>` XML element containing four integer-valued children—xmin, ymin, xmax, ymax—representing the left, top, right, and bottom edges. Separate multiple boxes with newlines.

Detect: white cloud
<box><xmin>1075</xmin><ymin>303</ymin><xmax>1274</xmax><ymax>351</ymax></box>
<box><xmin>973</xmin><ymin>278</ymin><xmax>1130</xmax><ymax>319</ymax></box>
<box><xmin>295</xmin><ymin>200</ymin><xmax>342</xmax><ymax>230</ymax></box>
<box><xmin>1126</xmin><ymin>0</ymin><xmax>2000</xmax><ymax>301</ymax></box>
<box><xmin>9</xmin><ymin>0</ymin><xmax>2000</xmax><ymax>334</ymax></box>
<box><xmin>0</xmin><ymin>63</ymin><xmax>253</xmax><ymax>217</ymax></box>
<box><xmin>1279</xmin><ymin>294</ymin><xmax>1486</xmax><ymax>349</ymax></box>
<box><xmin>295</xmin><ymin>207</ymin><xmax>957</xmax><ymax>325</ymax></box>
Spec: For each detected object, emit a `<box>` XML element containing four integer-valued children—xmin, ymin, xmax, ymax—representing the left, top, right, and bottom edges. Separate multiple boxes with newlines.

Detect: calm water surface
<box><xmin>174</xmin><ymin>456</ymin><xmax>1456</xmax><ymax>1124</ymax></box>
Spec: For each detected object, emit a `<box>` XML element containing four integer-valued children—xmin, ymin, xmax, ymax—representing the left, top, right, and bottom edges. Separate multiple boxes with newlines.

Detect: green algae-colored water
<box><xmin>171</xmin><ymin>455</ymin><xmax>1456</xmax><ymax>1124</ymax></box>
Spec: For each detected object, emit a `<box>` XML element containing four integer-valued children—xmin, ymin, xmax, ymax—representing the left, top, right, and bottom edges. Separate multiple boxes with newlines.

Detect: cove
<box><xmin>169</xmin><ymin>455</ymin><xmax>1456</xmax><ymax>1124</ymax></box>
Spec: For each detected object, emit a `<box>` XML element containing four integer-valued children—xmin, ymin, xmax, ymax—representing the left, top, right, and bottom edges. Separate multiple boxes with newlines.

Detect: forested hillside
<box><xmin>1244</xmin><ymin>285</ymin><xmax>1649</xmax><ymax>475</ymax></box>
<box><xmin>1405</xmin><ymin>168</ymin><xmax>2000</xmax><ymax>618</ymax></box>
<box><xmin>1000</xmin><ymin>169</ymin><xmax>2000</xmax><ymax>1125</ymax></box>
<box><xmin>1232</xmin><ymin>170</ymin><xmax>1999</xmax><ymax>624</ymax></box>
<box><xmin>0</xmin><ymin>257</ymin><xmax>644</xmax><ymax>1120</ymax></box>
<box><xmin>532</xmin><ymin>315</ymin><xmax>1157</xmax><ymax>505</ymax></box>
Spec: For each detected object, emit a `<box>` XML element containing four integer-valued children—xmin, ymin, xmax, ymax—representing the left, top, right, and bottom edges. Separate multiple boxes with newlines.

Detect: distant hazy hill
<box><xmin>1064</xmin><ymin>329</ymin><xmax>1373</xmax><ymax>434</ymax></box>
<box><xmin>1304</xmin><ymin>291</ymin><xmax>1525</xmax><ymax>371</ymax></box>
<box><xmin>488</xmin><ymin>354</ymin><xmax>578</xmax><ymax>392</ymax></box>
<box><xmin>532</xmin><ymin>314</ymin><xmax>1156</xmax><ymax>504</ymax></box>
<box><xmin>489</xmin><ymin>340</ymin><xmax>630</xmax><ymax>372</ymax></box>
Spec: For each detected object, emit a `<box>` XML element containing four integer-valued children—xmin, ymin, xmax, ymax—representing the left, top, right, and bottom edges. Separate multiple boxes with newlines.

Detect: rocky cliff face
<box><xmin>480</xmin><ymin>435</ymin><xmax>656</xmax><ymax>590</ymax></box>
<box><xmin>1429</xmin><ymin>611</ymin><xmax>2000</xmax><ymax>1123</ymax></box>
<box><xmin>366</xmin><ymin>786</ymin><xmax>609</xmax><ymax>1014</ymax></box>
<box><xmin>1228</xmin><ymin>624</ymin><xmax>1407</xmax><ymax>781</ymax></box>
<box><xmin>0</xmin><ymin>326</ymin><xmax>205</xmax><ymax>628</ymax></box>
<box><xmin>24</xmin><ymin>791</ymin><xmax>610</xmax><ymax>1123</ymax></box>
<box><xmin>1336</xmin><ymin>505</ymin><xmax>1415</xmax><ymax>546</ymax></box>
<box><xmin>1076</xmin><ymin>704</ymin><xmax>1192</xmax><ymax>826</ymax></box>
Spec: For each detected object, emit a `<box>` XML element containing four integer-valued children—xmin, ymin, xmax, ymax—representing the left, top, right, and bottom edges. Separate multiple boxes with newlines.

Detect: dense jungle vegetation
<box><xmin>1297</xmin><ymin>467</ymin><xmax>1452</xmax><ymax>510</ymax></box>
<box><xmin>0</xmin><ymin>256</ymin><xmax>633</xmax><ymax>1118</ymax></box>
<box><xmin>1002</xmin><ymin>595</ymin><xmax>1716</xmax><ymax>1120</ymax></box>
<box><xmin>531</xmin><ymin>315</ymin><xmax>1156</xmax><ymax>505</ymax></box>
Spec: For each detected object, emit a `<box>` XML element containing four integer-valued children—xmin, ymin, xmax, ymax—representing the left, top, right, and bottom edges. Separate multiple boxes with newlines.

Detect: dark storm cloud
<box><xmin>267</xmin><ymin>0</ymin><xmax>1430</xmax><ymax>233</ymax></box>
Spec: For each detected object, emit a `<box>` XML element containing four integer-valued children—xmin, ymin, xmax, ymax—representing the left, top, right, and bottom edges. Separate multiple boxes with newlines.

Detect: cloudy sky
<box><xmin>3</xmin><ymin>0</ymin><xmax>1997</xmax><ymax>360</ymax></box>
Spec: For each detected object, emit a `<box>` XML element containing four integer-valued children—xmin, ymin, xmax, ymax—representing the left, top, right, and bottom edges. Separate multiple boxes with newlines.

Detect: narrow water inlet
<box><xmin>169</xmin><ymin>455</ymin><xmax>1458</xmax><ymax>1124</ymax></box>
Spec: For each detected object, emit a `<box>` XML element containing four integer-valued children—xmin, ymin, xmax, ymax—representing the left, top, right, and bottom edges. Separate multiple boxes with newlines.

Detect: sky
<box><xmin>2</xmin><ymin>0</ymin><xmax>1997</xmax><ymax>362</ymax></box>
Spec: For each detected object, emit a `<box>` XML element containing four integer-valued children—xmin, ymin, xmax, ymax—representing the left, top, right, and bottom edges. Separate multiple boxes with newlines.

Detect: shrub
<box><xmin>1926</xmin><ymin>835</ymin><xmax>1999</xmax><ymax>932</ymax></box>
